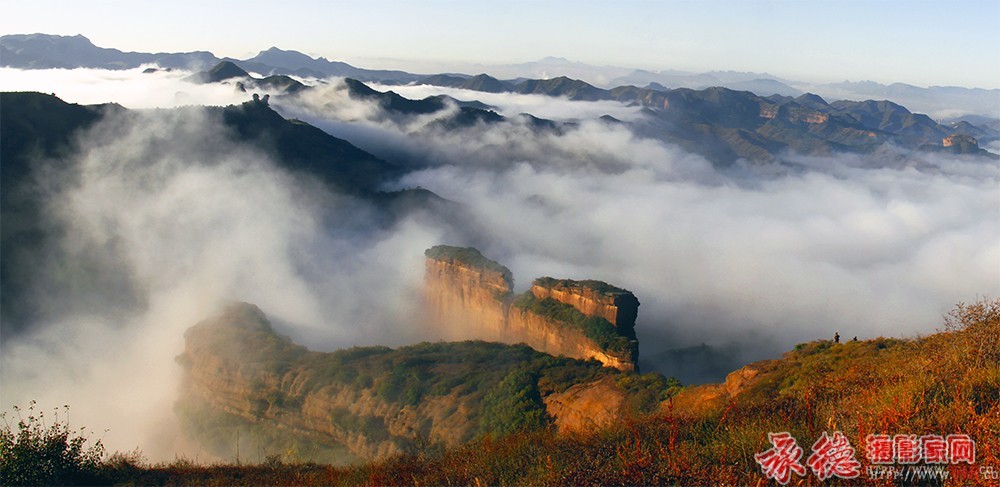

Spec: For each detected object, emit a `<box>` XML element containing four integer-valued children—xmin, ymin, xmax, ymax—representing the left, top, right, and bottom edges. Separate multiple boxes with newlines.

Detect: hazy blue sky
<box><xmin>2</xmin><ymin>0</ymin><xmax>999</xmax><ymax>88</ymax></box>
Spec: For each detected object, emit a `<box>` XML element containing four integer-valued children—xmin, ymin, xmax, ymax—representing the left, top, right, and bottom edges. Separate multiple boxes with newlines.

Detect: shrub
<box><xmin>480</xmin><ymin>369</ymin><xmax>549</xmax><ymax>437</ymax></box>
<box><xmin>0</xmin><ymin>402</ymin><xmax>105</xmax><ymax>486</ymax></box>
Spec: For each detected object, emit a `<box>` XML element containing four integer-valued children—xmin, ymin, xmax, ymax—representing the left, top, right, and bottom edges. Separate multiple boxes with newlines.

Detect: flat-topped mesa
<box><xmin>424</xmin><ymin>245</ymin><xmax>640</xmax><ymax>372</ymax></box>
<box><xmin>530</xmin><ymin>277</ymin><xmax>639</xmax><ymax>341</ymax></box>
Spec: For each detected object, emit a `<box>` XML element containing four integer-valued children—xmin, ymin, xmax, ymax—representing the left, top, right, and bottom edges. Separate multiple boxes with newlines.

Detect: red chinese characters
<box><xmin>760</xmin><ymin>431</ymin><xmax>977</xmax><ymax>484</ymax></box>
<box><xmin>921</xmin><ymin>434</ymin><xmax>948</xmax><ymax>464</ymax></box>
<box><xmin>948</xmin><ymin>434</ymin><xmax>975</xmax><ymax>464</ymax></box>
<box><xmin>864</xmin><ymin>432</ymin><xmax>976</xmax><ymax>464</ymax></box>
<box><xmin>866</xmin><ymin>434</ymin><xmax>894</xmax><ymax>464</ymax></box>
<box><xmin>894</xmin><ymin>434</ymin><xmax>922</xmax><ymax>464</ymax></box>
<box><xmin>755</xmin><ymin>432</ymin><xmax>807</xmax><ymax>485</ymax></box>
<box><xmin>806</xmin><ymin>431</ymin><xmax>861</xmax><ymax>480</ymax></box>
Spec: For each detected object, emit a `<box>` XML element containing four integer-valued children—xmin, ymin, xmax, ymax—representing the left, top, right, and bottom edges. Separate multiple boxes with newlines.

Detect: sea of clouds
<box><xmin>1</xmin><ymin>68</ymin><xmax>997</xmax><ymax>459</ymax></box>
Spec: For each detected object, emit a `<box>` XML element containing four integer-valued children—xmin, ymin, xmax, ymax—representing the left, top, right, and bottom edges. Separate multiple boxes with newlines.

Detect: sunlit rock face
<box><xmin>423</xmin><ymin>245</ymin><xmax>639</xmax><ymax>371</ymax></box>
<box><xmin>530</xmin><ymin>278</ymin><xmax>639</xmax><ymax>340</ymax></box>
<box><xmin>543</xmin><ymin>377</ymin><xmax>627</xmax><ymax>434</ymax></box>
<box><xmin>423</xmin><ymin>247</ymin><xmax>512</xmax><ymax>341</ymax></box>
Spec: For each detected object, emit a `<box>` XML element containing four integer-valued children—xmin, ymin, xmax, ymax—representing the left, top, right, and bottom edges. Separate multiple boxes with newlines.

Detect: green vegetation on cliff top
<box><xmin>533</xmin><ymin>276</ymin><xmax>631</xmax><ymax>296</ymax></box>
<box><xmin>424</xmin><ymin>245</ymin><xmax>511</xmax><ymax>277</ymax></box>
<box><xmin>512</xmin><ymin>293</ymin><xmax>633</xmax><ymax>356</ymax></box>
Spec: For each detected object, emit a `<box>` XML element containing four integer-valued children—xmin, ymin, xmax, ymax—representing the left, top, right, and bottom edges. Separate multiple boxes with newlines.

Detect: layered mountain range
<box><xmin>4</xmin><ymin>34</ymin><xmax>998</xmax><ymax>164</ymax></box>
<box><xmin>4</xmin><ymin>33</ymin><xmax>998</xmax><ymax>119</ymax></box>
<box><xmin>412</xmin><ymin>73</ymin><xmax>998</xmax><ymax>162</ymax></box>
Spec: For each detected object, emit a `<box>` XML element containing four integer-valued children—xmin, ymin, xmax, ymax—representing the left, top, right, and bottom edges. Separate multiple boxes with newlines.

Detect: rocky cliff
<box><xmin>542</xmin><ymin>377</ymin><xmax>627</xmax><ymax>434</ymax></box>
<box><xmin>530</xmin><ymin>277</ymin><xmax>639</xmax><ymax>340</ymax></box>
<box><xmin>424</xmin><ymin>246</ymin><xmax>640</xmax><ymax>371</ymax></box>
<box><xmin>423</xmin><ymin>246</ymin><xmax>512</xmax><ymax>341</ymax></box>
<box><xmin>177</xmin><ymin>302</ymin><xmax>661</xmax><ymax>463</ymax></box>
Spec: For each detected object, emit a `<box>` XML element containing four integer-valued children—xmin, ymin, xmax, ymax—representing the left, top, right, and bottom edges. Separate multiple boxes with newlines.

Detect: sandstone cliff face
<box><xmin>424</xmin><ymin>252</ymin><xmax>511</xmax><ymax>341</ymax></box>
<box><xmin>507</xmin><ymin>306</ymin><xmax>636</xmax><ymax>372</ymax></box>
<box><xmin>424</xmin><ymin>246</ymin><xmax>639</xmax><ymax>371</ymax></box>
<box><xmin>530</xmin><ymin>277</ymin><xmax>639</xmax><ymax>340</ymax></box>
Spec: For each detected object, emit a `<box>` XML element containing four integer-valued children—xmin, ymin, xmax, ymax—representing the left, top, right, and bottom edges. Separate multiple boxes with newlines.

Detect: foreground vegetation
<box><xmin>3</xmin><ymin>299</ymin><xmax>997</xmax><ymax>485</ymax></box>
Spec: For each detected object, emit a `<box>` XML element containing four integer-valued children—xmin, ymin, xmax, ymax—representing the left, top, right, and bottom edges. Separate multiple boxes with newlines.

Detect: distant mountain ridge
<box><xmin>4</xmin><ymin>34</ymin><xmax>997</xmax><ymax>164</ymax></box>
<box><xmin>184</xmin><ymin>60</ymin><xmax>308</xmax><ymax>94</ymax></box>
<box><xmin>180</xmin><ymin>59</ymin><xmax>999</xmax><ymax>164</ymax></box>
<box><xmin>0</xmin><ymin>34</ymin><xmax>424</xmax><ymax>83</ymax></box>
<box><xmin>0</xmin><ymin>33</ymin><xmax>219</xmax><ymax>70</ymax></box>
<box><xmin>242</xmin><ymin>46</ymin><xmax>422</xmax><ymax>83</ymax></box>
<box><xmin>4</xmin><ymin>33</ymin><xmax>996</xmax><ymax>118</ymax></box>
<box><xmin>406</xmin><ymin>73</ymin><xmax>997</xmax><ymax>163</ymax></box>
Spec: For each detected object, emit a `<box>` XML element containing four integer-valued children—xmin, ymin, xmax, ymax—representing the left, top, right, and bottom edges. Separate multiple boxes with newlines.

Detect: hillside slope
<box><xmin>176</xmin><ymin>302</ymin><xmax>677</xmax><ymax>464</ymax></box>
<box><xmin>327</xmin><ymin>299</ymin><xmax>1000</xmax><ymax>485</ymax></box>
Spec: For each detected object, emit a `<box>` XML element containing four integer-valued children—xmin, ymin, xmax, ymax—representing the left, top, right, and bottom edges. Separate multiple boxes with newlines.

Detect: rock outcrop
<box><xmin>666</xmin><ymin>359</ymin><xmax>780</xmax><ymax>416</ymax></box>
<box><xmin>530</xmin><ymin>277</ymin><xmax>639</xmax><ymax>340</ymax></box>
<box><xmin>424</xmin><ymin>245</ymin><xmax>640</xmax><ymax>371</ymax></box>
<box><xmin>542</xmin><ymin>377</ymin><xmax>627</xmax><ymax>433</ymax></box>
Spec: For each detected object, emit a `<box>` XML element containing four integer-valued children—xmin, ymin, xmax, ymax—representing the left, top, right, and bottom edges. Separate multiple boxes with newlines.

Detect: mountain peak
<box><xmin>206</xmin><ymin>61</ymin><xmax>249</xmax><ymax>81</ymax></box>
<box><xmin>539</xmin><ymin>56</ymin><xmax>572</xmax><ymax>64</ymax></box>
<box><xmin>795</xmin><ymin>93</ymin><xmax>829</xmax><ymax>108</ymax></box>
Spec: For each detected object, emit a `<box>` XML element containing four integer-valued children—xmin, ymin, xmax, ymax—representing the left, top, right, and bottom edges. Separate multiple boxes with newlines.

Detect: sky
<box><xmin>2</xmin><ymin>0</ymin><xmax>999</xmax><ymax>88</ymax></box>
